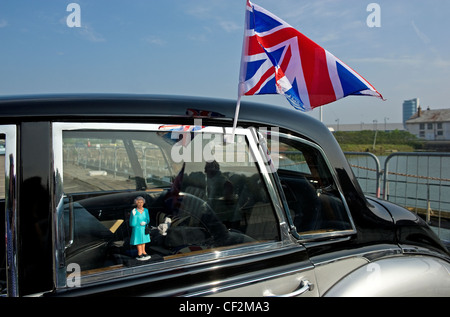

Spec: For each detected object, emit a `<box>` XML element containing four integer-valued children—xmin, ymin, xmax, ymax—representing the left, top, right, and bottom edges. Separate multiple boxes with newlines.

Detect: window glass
<box><xmin>277</xmin><ymin>142</ymin><xmax>311</xmax><ymax>175</ymax></box>
<box><xmin>63</xmin><ymin>135</ymin><xmax>172</xmax><ymax>193</ymax></box>
<box><xmin>0</xmin><ymin>136</ymin><xmax>4</xmax><ymax>199</ymax></box>
<box><xmin>61</xmin><ymin>127</ymin><xmax>279</xmax><ymax>277</ymax></box>
<box><xmin>0</xmin><ymin>134</ymin><xmax>5</xmax><ymax>295</ymax></box>
<box><xmin>273</xmin><ymin>134</ymin><xmax>353</xmax><ymax>236</ymax></box>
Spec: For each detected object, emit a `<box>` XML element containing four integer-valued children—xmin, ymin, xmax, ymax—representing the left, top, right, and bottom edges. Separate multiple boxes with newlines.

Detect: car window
<box><xmin>0</xmin><ymin>137</ymin><xmax>5</xmax><ymax>200</ymax></box>
<box><xmin>63</xmin><ymin>133</ymin><xmax>172</xmax><ymax>193</ymax></box>
<box><xmin>0</xmin><ymin>126</ymin><xmax>17</xmax><ymax>296</ymax></box>
<box><xmin>0</xmin><ymin>134</ymin><xmax>5</xmax><ymax>295</ymax></box>
<box><xmin>271</xmin><ymin>133</ymin><xmax>354</xmax><ymax>238</ymax></box>
<box><xmin>58</xmin><ymin>125</ymin><xmax>279</xmax><ymax>282</ymax></box>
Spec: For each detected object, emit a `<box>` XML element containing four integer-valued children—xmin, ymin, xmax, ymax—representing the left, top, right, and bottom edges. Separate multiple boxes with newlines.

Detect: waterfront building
<box><xmin>405</xmin><ymin>107</ymin><xmax>450</xmax><ymax>140</ymax></box>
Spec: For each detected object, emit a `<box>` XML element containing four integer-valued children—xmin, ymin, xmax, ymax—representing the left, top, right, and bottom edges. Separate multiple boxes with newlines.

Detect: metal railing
<box><xmin>345</xmin><ymin>152</ymin><xmax>450</xmax><ymax>242</ymax></box>
<box><xmin>63</xmin><ymin>144</ymin><xmax>171</xmax><ymax>179</ymax></box>
<box><xmin>344</xmin><ymin>152</ymin><xmax>381</xmax><ymax>198</ymax></box>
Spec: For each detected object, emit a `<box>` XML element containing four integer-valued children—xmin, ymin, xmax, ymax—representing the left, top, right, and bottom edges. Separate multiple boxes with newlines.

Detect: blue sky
<box><xmin>0</xmin><ymin>0</ymin><xmax>449</xmax><ymax>125</ymax></box>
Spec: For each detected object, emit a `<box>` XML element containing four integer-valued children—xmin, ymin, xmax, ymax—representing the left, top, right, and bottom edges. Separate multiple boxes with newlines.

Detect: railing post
<box><xmin>344</xmin><ymin>152</ymin><xmax>381</xmax><ymax>198</ymax></box>
<box><xmin>427</xmin><ymin>183</ymin><xmax>431</xmax><ymax>223</ymax></box>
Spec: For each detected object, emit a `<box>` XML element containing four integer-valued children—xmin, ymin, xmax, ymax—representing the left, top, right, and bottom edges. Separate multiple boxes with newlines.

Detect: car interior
<box><xmin>61</xmin><ymin>128</ymin><xmax>281</xmax><ymax>273</ymax></box>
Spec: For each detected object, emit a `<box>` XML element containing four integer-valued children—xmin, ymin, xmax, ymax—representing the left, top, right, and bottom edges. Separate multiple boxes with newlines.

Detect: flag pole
<box><xmin>227</xmin><ymin>0</ymin><xmax>250</xmax><ymax>144</ymax></box>
<box><xmin>229</xmin><ymin>95</ymin><xmax>241</xmax><ymax>143</ymax></box>
<box><xmin>226</xmin><ymin>82</ymin><xmax>243</xmax><ymax>143</ymax></box>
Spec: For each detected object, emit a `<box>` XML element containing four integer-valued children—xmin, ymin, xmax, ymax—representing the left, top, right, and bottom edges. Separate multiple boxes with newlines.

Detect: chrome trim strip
<box><xmin>255</xmin><ymin>129</ymin><xmax>301</xmax><ymax>241</ymax></box>
<box><xmin>72</xmin><ymin>241</ymin><xmax>288</xmax><ymax>287</ymax></box>
<box><xmin>309</xmin><ymin>243</ymin><xmax>403</xmax><ymax>267</ymax></box>
<box><xmin>400</xmin><ymin>244</ymin><xmax>450</xmax><ymax>262</ymax></box>
<box><xmin>1</xmin><ymin>125</ymin><xmax>18</xmax><ymax>296</ymax></box>
<box><xmin>53</xmin><ymin>195</ymin><xmax>67</xmax><ymax>289</ymax></box>
<box><xmin>247</xmin><ymin>127</ymin><xmax>292</xmax><ymax>244</ymax></box>
<box><xmin>186</xmin><ymin>252</ymin><xmax>314</xmax><ymax>297</ymax></box>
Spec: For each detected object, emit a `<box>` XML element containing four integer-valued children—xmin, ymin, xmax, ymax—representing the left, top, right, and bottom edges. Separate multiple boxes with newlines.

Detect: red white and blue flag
<box><xmin>158</xmin><ymin>124</ymin><xmax>204</xmax><ymax>147</ymax></box>
<box><xmin>238</xmin><ymin>0</ymin><xmax>383</xmax><ymax>111</ymax></box>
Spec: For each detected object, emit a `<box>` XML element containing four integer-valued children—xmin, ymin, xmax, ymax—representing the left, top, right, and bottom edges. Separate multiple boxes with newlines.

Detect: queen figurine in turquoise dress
<box><xmin>130</xmin><ymin>196</ymin><xmax>151</xmax><ymax>260</ymax></box>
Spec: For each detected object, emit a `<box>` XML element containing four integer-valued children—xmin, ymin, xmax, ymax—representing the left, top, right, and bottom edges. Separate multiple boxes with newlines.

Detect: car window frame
<box><xmin>262</xmin><ymin>131</ymin><xmax>357</xmax><ymax>242</ymax></box>
<box><xmin>52</xmin><ymin>122</ymin><xmax>292</xmax><ymax>289</ymax></box>
<box><xmin>0</xmin><ymin>125</ymin><xmax>18</xmax><ymax>297</ymax></box>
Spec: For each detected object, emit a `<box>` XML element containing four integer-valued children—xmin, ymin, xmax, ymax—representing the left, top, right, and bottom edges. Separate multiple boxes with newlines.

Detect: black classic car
<box><xmin>0</xmin><ymin>94</ymin><xmax>449</xmax><ymax>297</ymax></box>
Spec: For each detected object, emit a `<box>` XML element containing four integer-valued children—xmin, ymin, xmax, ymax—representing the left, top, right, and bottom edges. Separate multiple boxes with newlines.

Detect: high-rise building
<box><xmin>403</xmin><ymin>98</ymin><xmax>419</xmax><ymax>127</ymax></box>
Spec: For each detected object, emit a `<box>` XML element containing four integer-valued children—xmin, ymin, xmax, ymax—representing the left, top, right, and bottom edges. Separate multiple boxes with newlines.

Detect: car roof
<box><xmin>0</xmin><ymin>93</ymin><xmax>328</xmax><ymax>135</ymax></box>
<box><xmin>0</xmin><ymin>93</ymin><xmax>363</xmax><ymax>204</ymax></box>
<box><xmin>0</xmin><ymin>94</ymin><xmax>345</xmax><ymax>162</ymax></box>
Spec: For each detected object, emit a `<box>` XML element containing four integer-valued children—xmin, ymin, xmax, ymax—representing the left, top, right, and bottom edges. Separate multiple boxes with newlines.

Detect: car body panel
<box><xmin>324</xmin><ymin>255</ymin><xmax>450</xmax><ymax>297</ymax></box>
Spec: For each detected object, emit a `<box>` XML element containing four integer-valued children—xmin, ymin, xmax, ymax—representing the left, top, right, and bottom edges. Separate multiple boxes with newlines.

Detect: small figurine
<box><xmin>129</xmin><ymin>196</ymin><xmax>151</xmax><ymax>260</ymax></box>
<box><xmin>158</xmin><ymin>217</ymin><xmax>172</xmax><ymax>236</ymax></box>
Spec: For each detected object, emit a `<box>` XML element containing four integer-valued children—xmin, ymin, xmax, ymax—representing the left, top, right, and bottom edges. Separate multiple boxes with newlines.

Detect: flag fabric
<box><xmin>186</xmin><ymin>108</ymin><xmax>225</xmax><ymax>118</ymax></box>
<box><xmin>239</xmin><ymin>0</ymin><xmax>383</xmax><ymax>111</ymax></box>
<box><xmin>158</xmin><ymin>124</ymin><xmax>204</xmax><ymax>147</ymax></box>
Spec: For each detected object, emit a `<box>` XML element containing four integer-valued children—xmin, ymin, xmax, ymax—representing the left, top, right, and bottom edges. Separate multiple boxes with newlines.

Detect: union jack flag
<box><xmin>186</xmin><ymin>108</ymin><xmax>225</xmax><ymax>118</ymax></box>
<box><xmin>158</xmin><ymin>124</ymin><xmax>204</xmax><ymax>146</ymax></box>
<box><xmin>239</xmin><ymin>0</ymin><xmax>383</xmax><ymax>111</ymax></box>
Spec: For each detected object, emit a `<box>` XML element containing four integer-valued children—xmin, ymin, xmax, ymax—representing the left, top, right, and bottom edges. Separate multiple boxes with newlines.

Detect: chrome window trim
<box><xmin>72</xmin><ymin>241</ymin><xmax>287</xmax><ymax>287</ymax></box>
<box><xmin>267</xmin><ymin>131</ymin><xmax>357</xmax><ymax>242</ymax></box>
<box><xmin>0</xmin><ymin>125</ymin><xmax>18</xmax><ymax>297</ymax></box>
<box><xmin>247</xmin><ymin>127</ymin><xmax>292</xmax><ymax>243</ymax></box>
<box><xmin>52</xmin><ymin>122</ymin><xmax>295</xmax><ymax>289</ymax></box>
<box><xmin>250</xmin><ymin>128</ymin><xmax>294</xmax><ymax>244</ymax></box>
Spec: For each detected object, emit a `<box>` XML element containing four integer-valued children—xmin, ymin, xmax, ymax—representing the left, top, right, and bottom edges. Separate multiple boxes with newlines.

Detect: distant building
<box><xmin>403</xmin><ymin>98</ymin><xmax>419</xmax><ymax>128</ymax></box>
<box><xmin>329</xmin><ymin>122</ymin><xmax>404</xmax><ymax>132</ymax></box>
<box><xmin>405</xmin><ymin>107</ymin><xmax>450</xmax><ymax>140</ymax></box>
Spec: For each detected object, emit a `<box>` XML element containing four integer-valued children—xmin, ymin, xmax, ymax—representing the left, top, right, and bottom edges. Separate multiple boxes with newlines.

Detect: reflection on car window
<box><xmin>0</xmin><ymin>134</ymin><xmax>5</xmax><ymax>295</ymax></box>
<box><xmin>0</xmin><ymin>137</ymin><xmax>5</xmax><ymax>199</ymax></box>
<box><xmin>61</xmin><ymin>128</ymin><xmax>279</xmax><ymax>278</ymax></box>
<box><xmin>274</xmin><ymin>134</ymin><xmax>353</xmax><ymax>236</ymax></box>
<box><xmin>63</xmin><ymin>136</ymin><xmax>172</xmax><ymax>193</ymax></box>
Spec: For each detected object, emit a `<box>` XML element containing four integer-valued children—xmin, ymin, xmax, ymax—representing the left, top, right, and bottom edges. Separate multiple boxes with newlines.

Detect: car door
<box><xmin>51</xmin><ymin>123</ymin><xmax>317</xmax><ymax>297</ymax></box>
<box><xmin>201</xmin><ymin>127</ymin><xmax>318</xmax><ymax>297</ymax></box>
<box><xmin>265</xmin><ymin>131</ymin><xmax>362</xmax><ymax>296</ymax></box>
<box><xmin>203</xmin><ymin>245</ymin><xmax>317</xmax><ymax>297</ymax></box>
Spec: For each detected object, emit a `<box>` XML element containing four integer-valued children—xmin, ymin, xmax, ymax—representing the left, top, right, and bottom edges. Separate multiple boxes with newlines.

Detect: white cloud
<box><xmin>186</xmin><ymin>6</ymin><xmax>212</xmax><ymax>19</ymax></box>
<box><xmin>218</xmin><ymin>20</ymin><xmax>241</xmax><ymax>33</ymax></box>
<box><xmin>184</xmin><ymin>1</ymin><xmax>241</xmax><ymax>35</ymax></box>
<box><xmin>411</xmin><ymin>20</ymin><xmax>431</xmax><ymax>44</ymax></box>
<box><xmin>349</xmin><ymin>56</ymin><xmax>420</xmax><ymax>65</ymax></box>
<box><xmin>78</xmin><ymin>24</ymin><xmax>106</xmax><ymax>43</ymax></box>
<box><xmin>143</xmin><ymin>35</ymin><xmax>166</xmax><ymax>46</ymax></box>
